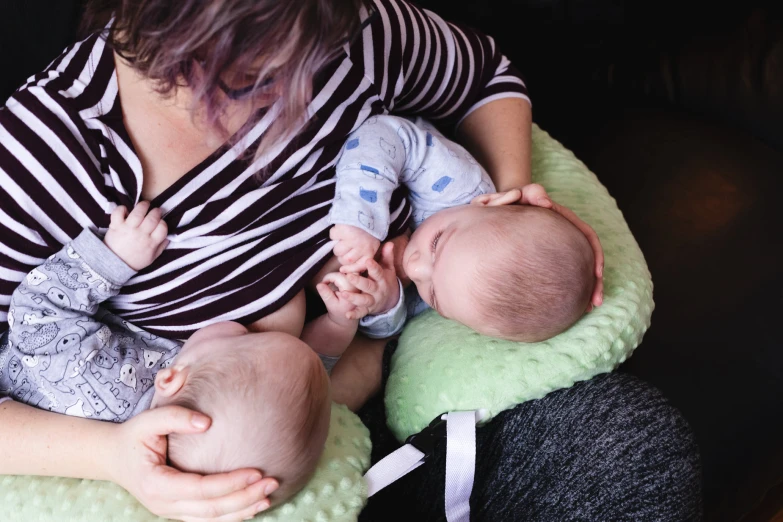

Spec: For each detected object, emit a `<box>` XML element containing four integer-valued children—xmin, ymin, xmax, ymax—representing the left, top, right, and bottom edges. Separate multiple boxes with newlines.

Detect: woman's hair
<box><xmin>82</xmin><ymin>0</ymin><xmax>366</xmax><ymax>164</ymax></box>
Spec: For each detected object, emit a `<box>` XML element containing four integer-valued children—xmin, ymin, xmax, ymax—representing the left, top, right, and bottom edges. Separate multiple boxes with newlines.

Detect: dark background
<box><xmin>1</xmin><ymin>1</ymin><xmax>781</xmax><ymax>521</ymax></box>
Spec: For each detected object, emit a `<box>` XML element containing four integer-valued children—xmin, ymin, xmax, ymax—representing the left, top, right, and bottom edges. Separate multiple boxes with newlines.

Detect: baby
<box><xmin>0</xmin><ymin>202</ymin><xmax>357</xmax><ymax>505</ymax></box>
<box><xmin>328</xmin><ymin>115</ymin><xmax>595</xmax><ymax>342</ymax></box>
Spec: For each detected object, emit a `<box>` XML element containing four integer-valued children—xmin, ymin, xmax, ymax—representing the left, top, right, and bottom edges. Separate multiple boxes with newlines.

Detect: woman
<box><xmin>0</xmin><ymin>0</ymin><xmax>700</xmax><ymax>520</ymax></box>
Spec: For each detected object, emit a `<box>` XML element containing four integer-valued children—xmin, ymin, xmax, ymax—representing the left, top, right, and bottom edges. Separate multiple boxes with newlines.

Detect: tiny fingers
<box><xmin>154</xmin><ymin>239</ymin><xmax>170</xmax><ymax>258</ymax></box>
<box><xmin>321</xmin><ymin>272</ymin><xmax>356</xmax><ymax>292</ymax></box>
<box><xmin>346</xmin><ymin>273</ymin><xmax>377</xmax><ymax>294</ymax></box>
<box><xmin>316</xmin><ymin>282</ymin><xmax>337</xmax><ymax>304</ymax></box>
<box><xmin>333</xmin><ymin>241</ymin><xmax>351</xmax><ymax>258</ymax></box>
<box><xmin>340</xmin><ymin>291</ymin><xmax>373</xmax><ymax>308</ymax></box>
<box><xmin>126</xmin><ymin>201</ymin><xmax>151</xmax><ymax>227</ymax></box>
<box><xmin>110</xmin><ymin>205</ymin><xmax>128</xmax><ymax>226</ymax></box>
<box><xmin>139</xmin><ymin>207</ymin><xmax>163</xmax><ymax>233</ymax></box>
<box><xmin>364</xmin><ymin>258</ymin><xmax>385</xmax><ymax>281</ymax></box>
<box><xmin>592</xmin><ymin>276</ymin><xmax>604</xmax><ymax>308</ymax></box>
<box><xmin>346</xmin><ymin>305</ymin><xmax>369</xmax><ymax>320</ymax></box>
<box><xmin>339</xmin><ymin>256</ymin><xmax>370</xmax><ymax>274</ymax></box>
<box><xmin>151</xmin><ymin>220</ymin><xmax>168</xmax><ymax>243</ymax></box>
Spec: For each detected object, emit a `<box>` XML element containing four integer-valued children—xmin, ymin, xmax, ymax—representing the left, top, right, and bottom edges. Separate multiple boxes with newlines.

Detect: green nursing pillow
<box><xmin>384</xmin><ymin>124</ymin><xmax>654</xmax><ymax>442</ymax></box>
<box><xmin>0</xmin><ymin>403</ymin><xmax>370</xmax><ymax>522</ymax></box>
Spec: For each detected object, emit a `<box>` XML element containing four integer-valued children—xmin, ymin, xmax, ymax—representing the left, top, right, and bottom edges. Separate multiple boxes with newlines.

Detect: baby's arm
<box><xmin>300</xmin><ymin>274</ymin><xmax>368</xmax><ymax>373</ymax></box>
<box><xmin>5</xmin><ymin>229</ymin><xmax>136</xmax><ymax>350</ymax></box>
<box><xmin>329</xmin><ymin>116</ymin><xmax>411</xmax><ymax>270</ymax></box>
<box><xmin>395</xmin><ymin>117</ymin><xmax>497</xmax><ymax>221</ymax></box>
<box><xmin>347</xmin><ymin>242</ymin><xmax>407</xmax><ymax>339</ymax></box>
<box><xmin>5</xmin><ymin>199</ymin><xmax>165</xmax><ymax>344</ymax></box>
<box><xmin>3</xmin><ymin>202</ymin><xmax>168</xmax><ymax>403</ymax></box>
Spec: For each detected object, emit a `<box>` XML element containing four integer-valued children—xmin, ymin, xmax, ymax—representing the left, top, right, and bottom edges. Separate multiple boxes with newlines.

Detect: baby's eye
<box><xmin>431</xmin><ymin>231</ymin><xmax>443</xmax><ymax>253</ymax></box>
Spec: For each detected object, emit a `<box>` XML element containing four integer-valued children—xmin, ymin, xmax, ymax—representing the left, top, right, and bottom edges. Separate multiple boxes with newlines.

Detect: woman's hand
<box><xmin>109</xmin><ymin>406</ymin><xmax>278</xmax><ymax>522</ymax></box>
<box><xmin>472</xmin><ymin>184</ymin><xmax>604</xmax><ymax>310</ymax></box>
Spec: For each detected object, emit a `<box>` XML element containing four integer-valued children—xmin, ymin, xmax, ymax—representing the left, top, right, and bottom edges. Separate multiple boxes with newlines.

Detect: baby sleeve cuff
<box><xmin>70</xmin><ymin>229</ymin><xmax>137</xmax><ymax>287</ymax></box>
<box><xmin>359</xmin><ymin>278</ymin><xmax>406</xmax><ymax>339</ymax></box>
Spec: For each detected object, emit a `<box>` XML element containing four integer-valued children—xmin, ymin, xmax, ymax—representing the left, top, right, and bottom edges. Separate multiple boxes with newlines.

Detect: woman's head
<box><xmin>83</xmin><ymin>0</ymin><xmax>365</xmax><ymax>160</ymax></box>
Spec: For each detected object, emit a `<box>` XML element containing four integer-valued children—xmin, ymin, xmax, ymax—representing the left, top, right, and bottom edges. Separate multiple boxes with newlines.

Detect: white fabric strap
<box><xmin>364</xmin><ymin>409</ymin><xmax>488</xmax><ymax>515</ymax></box>
<box><xmin>365</xmin><ymin>443</ymin><xmax>426</xmax><ymax>497</ymax></box>
<box><xmin>444</xmin><ymin>411</ymin><xmax>479</xmax><ymax>522</ymax></box>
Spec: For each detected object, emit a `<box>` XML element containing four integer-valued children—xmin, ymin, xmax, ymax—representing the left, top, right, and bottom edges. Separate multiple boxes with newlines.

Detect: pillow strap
<box><xmin>444</xmin><ymin>411</ymin><xmax>479</xmax><ymax>522</ymax></box>
<box><xmin>364</xmin><ymin>410</ymin><xmax>487</xmax><ymax>522</ymax></box>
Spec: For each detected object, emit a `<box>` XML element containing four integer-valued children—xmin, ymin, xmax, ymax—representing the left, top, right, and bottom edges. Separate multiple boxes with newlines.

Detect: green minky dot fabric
<box><xmin>385</xmin><ymin>124</ymin><xmax>655</xmax><ymax>442</ymax></box>
<box><xmin>0</xmin><ymin>403</ymin><xmax>370</xmax><ymax>521</ymax></box>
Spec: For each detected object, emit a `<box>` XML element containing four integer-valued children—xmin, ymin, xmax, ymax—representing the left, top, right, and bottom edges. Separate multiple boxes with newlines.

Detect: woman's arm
<box><xmin>457</xmin><ymin>97</ymin><xmax>533</xmax><ymax>191</ymax></box>
<box><xmin>373</xmin><ymin>0</ymin><xmax>530</xmax><ymax>129</ymax></box>
<box><xmin>329</xmin><ymin>333</ymin><xmax>386</xmax><ymax>412</ymax></box>
<box><xmin>457</xmin><ymin>97</ymin><xmax>605</xmax><ymax>308</ymax></box>
<box><xmin>0</xmin><ymin>400</ymin><xmax>277</xmax><ymax>521</ymax></box>
<box><xmin>0</xmin><ymin>400</ymin><xmax>115</xmax><ymax>479</ymax></box>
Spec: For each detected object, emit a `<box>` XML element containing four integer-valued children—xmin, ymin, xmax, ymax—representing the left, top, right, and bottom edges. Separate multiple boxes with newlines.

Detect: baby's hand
<box><xmin>105</xmin><ymin>201</ymin><xmax>169</xmax><ymax>271</ymax></box>
<box><xmin>343</xmin><ymin>242</ymin><xmax>400</xmax><ymax>315</ymax></box>
<box><xmin>330</xmin><ymin>224</ymin><xmax>380</xmax><ymax>274</ymax></box>
<box><xmin>317</xmin><ymin>272</ymin><xmax>375</xmax><ymax>325</ymax></box>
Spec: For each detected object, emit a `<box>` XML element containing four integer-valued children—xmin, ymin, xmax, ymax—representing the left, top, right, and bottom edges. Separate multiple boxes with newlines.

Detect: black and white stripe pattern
<box><xmin>0</xmin><ymin>0</ymin><xmax>529</xmax><ymax>338</ymax></box>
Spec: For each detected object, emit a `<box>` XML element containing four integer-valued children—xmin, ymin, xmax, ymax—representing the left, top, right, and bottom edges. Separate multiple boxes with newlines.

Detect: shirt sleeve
<box><xmin>5</xmin><ymin>229</ymin><xmax>136</xmax><ymax>351</ymax></box>
<box><xmin>358</xmin><ymin>278</ymin><xmax>407</xmax><ymax>338</ymax></box>
<box><xmin>0</xmin><ymin>43</ymin><xmax>120</xmax><ymax>334</ymax></box>
<box><xmin>361</xmin><ymin>0</ymin><xmax>530</xmax><ymax>131</ymax></box>
<box><xmin>328</xmin><ymin>115</ymin><xmax>409</xmax><ymax>239</ymax></box>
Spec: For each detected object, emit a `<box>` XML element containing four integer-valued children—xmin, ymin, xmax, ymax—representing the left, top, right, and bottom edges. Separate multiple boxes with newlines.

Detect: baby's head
<box><xmin>403</xmin><ymin>203</ymin><xmax>595</xmax><ymax>342</ymax></box>
<box><xmin>151</xmin><ymin>322</ymin><xmax>331</xmax><ymax>505</ymax></box>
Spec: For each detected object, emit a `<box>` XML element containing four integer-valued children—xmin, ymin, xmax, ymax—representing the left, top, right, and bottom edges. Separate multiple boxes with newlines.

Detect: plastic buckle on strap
<box><xmin>404</xmin><ymin>412</ymin><xmax>448</xmax><ymax>460</ymax></box>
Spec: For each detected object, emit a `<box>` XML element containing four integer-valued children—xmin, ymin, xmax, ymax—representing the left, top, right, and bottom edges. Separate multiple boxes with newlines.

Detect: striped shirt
<box><xmin>0</xmin><ymin>0</ymin><xmax>529</xmax><ymax>339</ymax></box>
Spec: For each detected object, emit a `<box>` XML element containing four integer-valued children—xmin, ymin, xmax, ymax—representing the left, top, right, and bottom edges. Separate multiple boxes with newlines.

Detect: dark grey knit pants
<box><xmin>358</xmin><ymin>345</ymin><xmax>703</xmax><ymax>521</ymax></box>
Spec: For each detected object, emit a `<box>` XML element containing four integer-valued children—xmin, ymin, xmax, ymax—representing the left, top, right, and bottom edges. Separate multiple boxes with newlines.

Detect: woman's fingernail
<box><xmin>191</xmin><ymin>414</ymin><xmax>209</xmax><ymax>429</ymax></box>
<box><xmin>264</xmin><ymin>482</ymin><xmax>279</xmax><ymax>496</ymax></box>
<box><xmin>247</xmin><ymin>473</ymin><xmax>262</xmax><ymax>485</ymax></box>
<box><xmin>255</xmin><ymin>500</ymin><xmax>271</xmax><ymax>513</ymax></box>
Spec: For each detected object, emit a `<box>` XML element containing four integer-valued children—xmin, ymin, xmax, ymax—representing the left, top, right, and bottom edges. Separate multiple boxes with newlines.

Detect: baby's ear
<box><xmin>154</xmin><ymin>365</ymin><xmax>188</xmax><ymax>399</ymax></box>
<box><xmin>470</xmin><ymin>189</ymin><xmax>522</xmax><ymax>207</ymax></box>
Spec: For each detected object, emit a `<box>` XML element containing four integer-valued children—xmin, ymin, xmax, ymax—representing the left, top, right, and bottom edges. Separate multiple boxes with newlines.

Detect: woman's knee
<box><xmin>474</xmin><ymin>372</ymin><xmax>703</xmax><ymax>521</ymax></box>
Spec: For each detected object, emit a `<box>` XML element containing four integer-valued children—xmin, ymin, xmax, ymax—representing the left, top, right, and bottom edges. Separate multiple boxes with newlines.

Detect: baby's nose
<box><xmin>408</xmin><ymin>251</ymin><xmax>432</xmax><ymax>280</ymax></box>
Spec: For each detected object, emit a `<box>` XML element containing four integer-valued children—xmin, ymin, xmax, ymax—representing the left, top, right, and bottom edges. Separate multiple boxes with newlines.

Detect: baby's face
<box><xmin>151</xmin><ymin>322</ymin><xmax>312</xmax><ymax>407</ymax></box>
<box><xmin>403</xmin><ymin>205</ymin><xmax>492</xmax><ymax>333</ymax></box>
<box><xmin>176</xmin><ymin>321</ymin><xmax>250</xmax><ymax>364</ymax></box>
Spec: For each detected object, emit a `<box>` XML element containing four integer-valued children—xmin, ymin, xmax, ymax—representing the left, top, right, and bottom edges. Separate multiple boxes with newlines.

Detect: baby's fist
<box><xmin>105</xmin><ymin>201</ymin><xmax>169</xmax><ymax>271</ymax></box>
<box><xmin>317</xmin><ymin>272</ymin><xmax>374</xmax><ymax>326</ymax></box>
<box><xmin>330</xmin><ymin>224</ymin><xmax>380</xmax><ymax>273</ymax></box>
